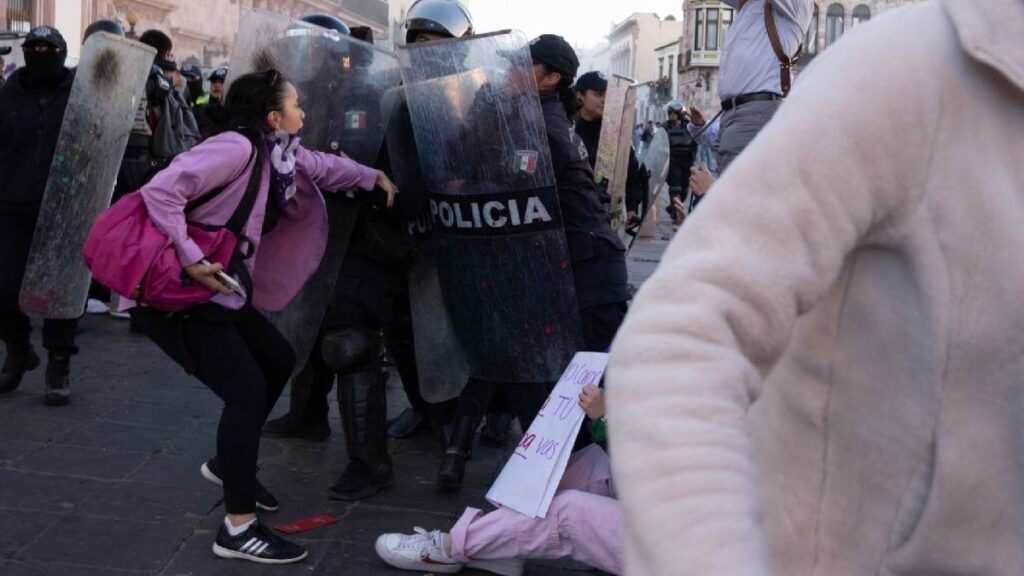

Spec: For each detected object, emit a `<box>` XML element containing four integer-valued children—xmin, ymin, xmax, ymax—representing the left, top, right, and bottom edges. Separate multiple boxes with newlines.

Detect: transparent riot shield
<box><xmin>382</xmin><ymin>87</ymin><xmax>471</xmax><ymax>402</ymax></box>
<box><xmin>225</xmin><ymin>10</ymin><xmax>402</xmax><ymax>373</ymax></box>
<box><xmin>399</xmin><ymin>31</ymin><xmax>583</xmax><ymax>383</ymax></box>
<box><xmin>629</xmin><ymin>129</ymin><xmax>670</xmax><ymax>251</ymax></box>
<box><xmin>593</xmin><ymin>74</ymin><xmax>636</xmax><ymax>236</ymax></box>
<box><xmin>18</xmin><ymin>33</ymin><xmax>155</xmax><ymax>318</ymax></box>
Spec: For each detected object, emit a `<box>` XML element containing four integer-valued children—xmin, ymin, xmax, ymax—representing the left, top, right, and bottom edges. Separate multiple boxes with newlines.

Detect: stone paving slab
<box><xmin>0</xmin><ymin>315</ymin><xmax>599</xmax><ymax>575</ymax></box>
<box><xmin>0</xmin><ymin>236</ymin><xmax>670</xmax><ymax>575</ymax></box>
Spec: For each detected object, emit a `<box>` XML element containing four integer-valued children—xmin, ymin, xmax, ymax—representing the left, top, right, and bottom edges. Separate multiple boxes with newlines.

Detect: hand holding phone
<box><xmin>198</xmin><ymin>259</ymin><xmax>247</xmax><ymax>299</ymax></box>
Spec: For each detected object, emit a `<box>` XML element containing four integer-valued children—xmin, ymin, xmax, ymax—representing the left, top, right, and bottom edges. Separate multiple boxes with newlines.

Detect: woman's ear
<box><xmin>266</xmin><ymin>110</ymin><xmax>281</xmax><ymax>130</ymax></box>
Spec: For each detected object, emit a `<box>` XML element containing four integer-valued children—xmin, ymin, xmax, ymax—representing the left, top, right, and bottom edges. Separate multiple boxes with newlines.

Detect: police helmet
<box><xmin>666</xmin><ymin>100</ymin><xmax>685</xmax><ymax>114</ymax></box>
<box><xmin>208</xmin><ymin>67</ymin><xmax>228</xmax><ymax>82</ymax></box>
<box><xmin>403</xmin><ymin>0</ymin><xmax>473</xmax><ymax>44</ymax></box>
<box><xmin>83</xmin><ymin>19</ymin><xmax>125</xmax><ymax>42</ymax></box>
<box><xmin>180</xmin><ymin>64</ymin><xmax>202</xmax><ymax>80</ymax></box>
<box><xmin>300</xmin><ymin>13</ymin><xmax>351</xmax><ymax>36</ymax></box>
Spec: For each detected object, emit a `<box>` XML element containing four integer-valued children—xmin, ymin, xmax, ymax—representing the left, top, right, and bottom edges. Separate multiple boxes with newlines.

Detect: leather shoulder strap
<box><xmin>765</xmin><ymin>2</ymin><xmax>802</xmax><ymax>96</ymax></box>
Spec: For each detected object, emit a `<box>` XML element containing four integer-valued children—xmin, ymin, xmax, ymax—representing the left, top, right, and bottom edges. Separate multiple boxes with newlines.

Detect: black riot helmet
<box><xmin>403</xmin><ymin>0</ymin><xmax>473</xmax><ymax>44</ymax></box>
<box><xmin>83</xmin><ymin>19</ymin><xmax>125</xmax><ymax>43</ymax></box>
<box><xmin>300</xmin><ymin>13</ymin><xmax>351</xmax><ymax>36</ymax></box>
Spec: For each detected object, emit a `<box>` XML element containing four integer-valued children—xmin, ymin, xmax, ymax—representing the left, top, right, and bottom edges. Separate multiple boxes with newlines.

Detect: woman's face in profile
<box><xmin>273</xmin><ymin>81</ymin><xmax>305</xmax><ymax>135</ymax></box>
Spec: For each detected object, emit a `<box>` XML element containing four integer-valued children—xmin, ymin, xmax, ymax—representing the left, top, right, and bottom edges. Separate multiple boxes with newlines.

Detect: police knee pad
<box><xmin>321</xmin><ymin>329</ymin><xmax>376</xmax><ymax>374</ymax></box>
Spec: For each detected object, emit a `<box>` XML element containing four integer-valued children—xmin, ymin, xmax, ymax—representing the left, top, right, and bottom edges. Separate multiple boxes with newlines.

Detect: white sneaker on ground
<box><xmin>374</xmin><ymin>527</ymin><xmax>524</xmax><ymax>576</ymax></box>
<box><xmin>86</xmin><ymin>299</ymin><xmax>110</xmax><ymax>314</ymax></box>
<box><xmin>376</xmin><ymin>528</ymin><xmax>462</xmax><ymax>573</ymax></box>
<box><xmin>108</xmin><ymin>309</ymin><xmax>131</xmax><ymax>319</ymax></box>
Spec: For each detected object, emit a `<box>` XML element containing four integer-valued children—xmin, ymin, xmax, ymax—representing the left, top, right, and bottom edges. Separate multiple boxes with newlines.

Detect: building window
<box><xmin>805</xmin><ymin>4</ymin><xmax>819</xmax><ymax>54</ymax></box>
<box><xmin>6</xmin><ymin>0</ymin><xmax>33</xmax><ymax>33</ymax></box>
<box><xmin>658</xmin><ymin>57</ymin><xmax>664</xmax><ymax>80</ymax></box>
<box><xmin>667</xmin><ymin>54</ymin><xmax>674</xmax><ymax>82</ymax></box>
<box><xmin>721</xmin><ymin>8</ymin><xmax>734</xmax><ymax>46</ymax></box>
<box><xmin>693</xmin><ymin>8</ymin><xmax>704</xmax><ymax>51</ymax></box>
<box><xmin>852</xmin><ymin>4</ymin><xmax>871</xmax><ymax>27</ymax></box>
<box><xmin>825</xmin><ymin>3</ymin><xmax>844</xmax><ymax>47</ymax></box>
<box><xmin>705</xmin><ymin>8</ymin><xmax>720</xmax><ymax>51</ymax></box>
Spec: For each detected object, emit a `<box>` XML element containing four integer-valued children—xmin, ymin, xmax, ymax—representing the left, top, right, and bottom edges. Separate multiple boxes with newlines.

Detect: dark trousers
<box><xmin>0</xmin><ymin>212</ymin><xmax>78</xmax><ymax>355</ymax></box>
<box><xmin>448</xmin><ymin>299</ymin><xmax>629</xmax><ymax>451</ymax></box>
<box><xmin>131</xmin><ymin>305</ymin><xmax>295</xmax><ymax>514</ymax></box>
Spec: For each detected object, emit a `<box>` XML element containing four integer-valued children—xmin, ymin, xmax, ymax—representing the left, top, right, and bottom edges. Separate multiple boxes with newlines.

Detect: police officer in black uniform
<box><xmin>437</xmin><ymin>35</ymin><xmax>631</xmax><ymax>490</ymax></box>
<box><xmin>260</xmin><ymin>12</ymin><xmax>424</xmax><ymax>502</ymax></box>
<box><xmin>572</xmin><ymin>70</ymin><xmax>649</xmax><ymax>231</ymax></box>
<box><xmin>663</xmin><ymin>100</ymin><xmax>697</xmax><ymax>225</ymax></box>
<box><xmin>0</xmin><ymin>26</ymin><xmax>78</xmax><ymax>406</ymax></box>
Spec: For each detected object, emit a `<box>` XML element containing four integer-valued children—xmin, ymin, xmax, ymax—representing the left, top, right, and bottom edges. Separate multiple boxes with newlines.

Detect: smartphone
<box><xmin>199</xmin><ymin>259</ymin><xmax>247</xmax><ymax>299</ymax></box>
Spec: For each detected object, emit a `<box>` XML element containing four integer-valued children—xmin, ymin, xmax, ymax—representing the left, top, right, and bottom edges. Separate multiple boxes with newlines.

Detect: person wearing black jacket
<box><xmin>572</xmin><ymin>70</ymin><xmax>648</xmax><ymax>231</ymax></box>
<box><xmin>437</xmin><ymin>35</ymin><xmax>630</xmax><ymax>490</ymax></box>
<box><xmin>0</xmin><ymin>26</ymin><xmax>78</xmax><ymax>406</ymax></box>
<box><xmin>663</xmin><ymin>101</ymin><xmax>697</xmax><ymax>225</ymax></box>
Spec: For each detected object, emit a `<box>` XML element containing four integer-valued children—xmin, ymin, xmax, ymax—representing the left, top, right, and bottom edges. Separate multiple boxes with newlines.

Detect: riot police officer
<box><xmin>0</xmin><ymin>26</ymin><xmax>78</xmax><ymax>406</ymax></box>
<box><xmin>437</xmin><ymin>35</ymin><xmax>631</xmax><ymax>490</ymax></box>
<box><xmin>664</xmin><ymin>100</ymin><xmax>697</xmax><ymax>226</ymax></box>
<box><xmin>573</xmin><ymin>70</ymin><xmax>649</xmax><ymax>231</ymax></box>
<box><xmin>261</xmin><ymin>12</ymin><xmax>414</xmax><ymax>502</ymax></box>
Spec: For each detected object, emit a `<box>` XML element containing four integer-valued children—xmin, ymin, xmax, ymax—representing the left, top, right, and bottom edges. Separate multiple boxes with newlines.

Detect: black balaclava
<box><xmin>23</xmin><ymin>45</ymin><xmax>67</xmax><ymax>87</ymax></box>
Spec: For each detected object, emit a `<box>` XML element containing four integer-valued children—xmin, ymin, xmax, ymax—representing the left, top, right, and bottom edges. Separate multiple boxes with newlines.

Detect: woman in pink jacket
<box><xmin>128</xmin><ymin>69</ymin><xmax>397</xmax><ymax>565</ymax></box>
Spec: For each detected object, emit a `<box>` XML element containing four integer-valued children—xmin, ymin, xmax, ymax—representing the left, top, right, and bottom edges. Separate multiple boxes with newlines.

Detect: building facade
<box><xmin>98</xmin><ymin>0</ymin><xmax>389</xmax><ymax>68</ymax></box>
<box><xmin>607</xmin><ymin>12</ymin><xmax>683</xmax><ymax>83</ymax></box>
<box><xmin>676</xmin><ymin>0</ymin><xmax>923</xmax><ymax>115</ymax></box>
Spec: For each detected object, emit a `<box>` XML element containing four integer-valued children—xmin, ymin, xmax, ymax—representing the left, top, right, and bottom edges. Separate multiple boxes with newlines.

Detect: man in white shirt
<box><xmin>693</xmin><ymin>0</ymin><xmax>813</xmax><ymax>172</ymax></box>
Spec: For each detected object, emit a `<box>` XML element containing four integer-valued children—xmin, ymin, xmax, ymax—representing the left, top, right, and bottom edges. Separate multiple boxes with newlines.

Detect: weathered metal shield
<box><xmin>592</xmin><ymin>74</ymin><xmax>636</xmax><ymax>236</ymax></box>
<box><xmin>19</xmin><ymin>33</ymin><xmax>155</xmax><ymax>318</ymax></box>
<box><xmin>398</xmin><ymin>30</ymin><xmax>582</xmax><ymax>383</ymax></box>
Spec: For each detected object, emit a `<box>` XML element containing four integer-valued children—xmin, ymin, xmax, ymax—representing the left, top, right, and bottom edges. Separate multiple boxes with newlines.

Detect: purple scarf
<box><xmin>263</xmin><ymin>129</ymin><xmax>301</xmax><ymax>208</ymax></box>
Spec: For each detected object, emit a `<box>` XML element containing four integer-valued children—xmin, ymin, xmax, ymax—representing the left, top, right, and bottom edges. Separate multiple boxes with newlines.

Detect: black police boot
<box><xmin>329</xmin><ymin>369</ymin><xmax>392</xmax><ymax>501</ymax></box>
<box><xmin>262</xmin><ymin>364</ymin><xmax>331</xmax><ymax>441</ymax></box>
<box><xmin>0</xmin><ymin>339</ymin><xmax>40</xmax><ymax>394</ymax></box>
<box><xmin>437</xmin><ymin>412</ymin><xmax>482</xmax><ymax>492</ymax></box>
<box><xmin>479</xmin><ymin>410</ymin><xmax>514</xmax><ymax>448</ymax></box>
<box><xmin>387</xmin><ymin>408</ymin><xmax>427</xmax><ymax>439</ymax></box>
<box><xmin>43</xmin><ymin>352</ymin><xmax>71</xmax><ymax>406</ymax></box>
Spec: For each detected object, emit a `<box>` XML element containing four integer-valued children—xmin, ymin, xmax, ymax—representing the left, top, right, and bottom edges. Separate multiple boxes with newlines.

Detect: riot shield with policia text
<box><xmin>399</xmin><ymin>30</ymin><xmax>583</xmax><ymax>383</ymax></box>
<box><xmin>381</xmin><ymin>86</ymin><xmax>471</xmax><ymax>402</ymax></box>
<box><xmin>19</xmin><ymin>32</ymin><xmax>155</xmax><ymax>319</ymax></box>
<box><xmin>225</xmin><ymin>9</ymin><xmax>402</xmax><ymax>374</ymax></box>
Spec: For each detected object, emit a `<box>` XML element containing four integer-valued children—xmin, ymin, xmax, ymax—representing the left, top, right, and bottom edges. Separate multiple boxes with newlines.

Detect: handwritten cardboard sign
<box><xmin>486</xmin><ymin>352</ymin><xmax>608</xmax><ymax>518</ymax></box>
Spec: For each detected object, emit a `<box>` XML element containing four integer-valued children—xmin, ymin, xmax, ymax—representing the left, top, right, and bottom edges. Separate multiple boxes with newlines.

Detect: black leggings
<box><xmin>131</xmin><ymin>305</ymin><xmax>295</xmax><ymax>514</ymax></box>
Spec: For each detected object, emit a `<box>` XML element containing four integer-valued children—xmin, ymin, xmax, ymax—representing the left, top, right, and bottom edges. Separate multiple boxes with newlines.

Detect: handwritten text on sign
<box><xmin>486</xmin><ymin>352</ymin><xmax>608</xmax><ymax>518</ymax></box>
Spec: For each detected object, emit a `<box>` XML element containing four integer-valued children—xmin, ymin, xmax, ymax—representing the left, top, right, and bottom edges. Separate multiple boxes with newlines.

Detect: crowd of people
<box><xmin>2</xmin><ymin>0</ymin><xmax>1021</xmax><ymax>573</ymax></box>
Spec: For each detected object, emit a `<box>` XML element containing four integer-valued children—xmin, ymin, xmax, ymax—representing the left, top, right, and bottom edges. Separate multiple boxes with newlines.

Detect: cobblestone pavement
<box><xmin>0</xmin><ymin>222</ymin><xmax>670</xmax><ymax>576</ymax></box>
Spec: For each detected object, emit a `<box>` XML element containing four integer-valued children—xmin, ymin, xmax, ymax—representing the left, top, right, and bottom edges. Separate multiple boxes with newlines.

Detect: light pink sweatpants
<box><xmin>450</xmin><ymin>444</ymin><xmax>622</xmax><ymax>575</ymax></box>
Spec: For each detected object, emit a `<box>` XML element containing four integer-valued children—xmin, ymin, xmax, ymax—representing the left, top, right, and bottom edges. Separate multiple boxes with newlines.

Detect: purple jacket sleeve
<box><xmin>139</xmin><ymin>135</ymin><xmax>253</xmax><ymax>267</ymax></box>
<box><xmin>296</xmin><ymin>146</ymin><xmax>378</xmax><ymax>194</ymax></box>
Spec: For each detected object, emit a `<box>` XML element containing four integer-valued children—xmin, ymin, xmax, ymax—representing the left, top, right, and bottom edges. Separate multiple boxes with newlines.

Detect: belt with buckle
<box><xmin>721</xmin><ymin>91</ymin><xmax>784</xmax><ymax>111</ymax></box>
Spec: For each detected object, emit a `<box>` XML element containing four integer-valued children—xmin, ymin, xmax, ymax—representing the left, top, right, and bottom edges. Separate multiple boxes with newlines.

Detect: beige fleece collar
<box><xmin>942</xmin><ymin>0</ymin><xmax>1024</xmax><ymax>93</ymax></box>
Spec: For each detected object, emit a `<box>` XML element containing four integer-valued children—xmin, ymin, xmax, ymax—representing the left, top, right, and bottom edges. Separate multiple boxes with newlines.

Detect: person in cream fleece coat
<box><xmin>606</xmin><ymin>0</ymin><xmax>1024</xmax><ymax>574</ymax></box>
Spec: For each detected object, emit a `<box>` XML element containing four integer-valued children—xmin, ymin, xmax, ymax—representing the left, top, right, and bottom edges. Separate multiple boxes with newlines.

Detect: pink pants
<box><xmin>450</xmin><ymin>444</ymin><xmax>622</xmax><ymax>575</ymax></box>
